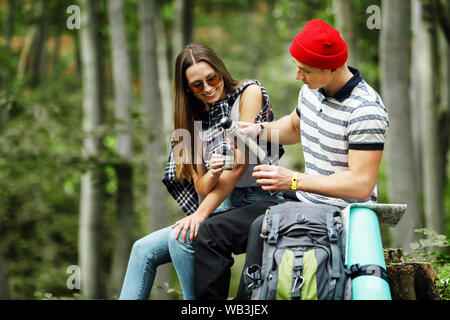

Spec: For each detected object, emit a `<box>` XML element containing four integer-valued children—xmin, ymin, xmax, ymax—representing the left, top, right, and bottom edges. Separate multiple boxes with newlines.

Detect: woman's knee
<box><xmin>131</xmin><ymin>237</ymin><xmax>148</xmax><ymax>254</ymax></box>
<box><xmin>130</xmin><ymin>230</ymin><xmax>170</xmax><ymax>266</ymax></box>
<box><xmin>168</xmin><ymin>227</ymin><xmax>194</xmax><ymax>248</ymax></box>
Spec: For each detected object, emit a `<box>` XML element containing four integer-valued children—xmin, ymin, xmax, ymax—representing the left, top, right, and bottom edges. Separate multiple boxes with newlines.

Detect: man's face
<box><xmin>292</xmin><ymin>58</ymin><xmax>333</xmax><ymax>90</ymax></box>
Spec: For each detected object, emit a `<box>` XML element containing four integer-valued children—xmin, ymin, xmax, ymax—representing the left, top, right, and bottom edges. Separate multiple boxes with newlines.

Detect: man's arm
<box><xmin>239</xmin><ymin>109</ymin><xmax>301</xmax><ymax>145</ymax></box>
<box><xmin>252</xmin><ymin>149</ymin><xmax>383</xmax><ymax>200</ymax></box>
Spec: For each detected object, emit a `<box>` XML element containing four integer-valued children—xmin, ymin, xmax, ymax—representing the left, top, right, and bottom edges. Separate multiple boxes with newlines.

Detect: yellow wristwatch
<box><xmin>291</xmin><ymin>172</ymin><xmax>299</xmax><ymax>191</ymax></box>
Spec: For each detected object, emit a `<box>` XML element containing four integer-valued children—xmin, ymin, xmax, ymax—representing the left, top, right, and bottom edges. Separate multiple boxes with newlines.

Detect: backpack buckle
<box><xmin>268</xmin><ymin>232</ymin><xmax>278</xmax><ymax>245</ymax></box>
<box><xmin>245</xmin><ymin>264</ymin><xmax>262</xmax><ymax>282</ymax></box>
<box><xmin>349</xmin><ymin>263</ymin><xmax>361</xmax><ymax>274</ymax></box>
<box><xmin>268</xmin><ymin>214</ymin><xmax>280</xmax><ymax>245</ymax></box>
<box><xmin>328</xmin><ymin>227</ymin><xmax>339</xmax><ymax>243</ymax></box>
<box><xmin>245</xmin><ymin>264</ymin><xmax>263</xmax><ymax>290</ymax></box>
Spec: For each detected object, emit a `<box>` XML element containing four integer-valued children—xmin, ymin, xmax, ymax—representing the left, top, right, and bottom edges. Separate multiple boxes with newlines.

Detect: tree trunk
<box><xmin>155</xmin><ymin>1</ymin><xmax>173</xmax><ymax>137</ymax></box>
<box><xmin>183</xmin><ymin>0</ymin><xmax>194</xmax><ymax>46</ymax></box>
<box><xmin>172</xmin><ymin>0</ymin><xmax>194</xmax><ymax>62</ymax></box>
<box><xmin>433</xmin><ymin>0</ymin><xmax>450</xmax><ymax>44</ymax></box>
<box><xmin>1</xmin><ymin>0</ymin><xmax>15</xmax><ymax>131</ymax></box>
<box><xmin>140</xmin><ymin>0</ymin><xmax>170</xmax><ymax>300</ymax></box>
<box><xmin>385</xmin><ymin>249</ymin><xmax>442</xmax><ymax>300</ymax></box>
<box><xmin>5</xmin><ymin>0</ymin><xmax>14</xmax><ymax>46</ymax></box>
<box><xmin>79</xmin><ymin>0</ymin><xmax>105</xmax><ymax>299</ymax></box>
<box><xmin>30</xmin><ymin>0</ymin><xmax>47</xmax><ymax>87</ymax></box>
<box><xmin>438</xmin><ymin>28</ymin><xmax>450</xmax><ymax>188</ymax></box>
<box><xmin>414</xmin><ymin>0</ymin><xmax>445</xmax><ymax>235</ymax></box>
<box><xmin>0</xmin><ymin>246</ymin><xmax>10</xmax><ymax>300</ymax></box>
<box><xmin>332</xmin><ymin>0</ymin><xmax>358</xmax><ymax>68</ymax></box>
<box><xmin>17</xmin><ymin>26</ymin><xmax>36</xmax><ymax>80</ymax></box>
<box><xmin>410</xmin><ymin>1</ymin><xmax>423</xmax><ymax>193</ymax></box>
<box><xmin>380</xmin><ymin>0</ymin><xmax>422</xmax><ymax>250</ymax></box>
<box><xmin>107</xmin><ymin>0</ymin><xmax>135</xmax><ymax>299</ymax></box>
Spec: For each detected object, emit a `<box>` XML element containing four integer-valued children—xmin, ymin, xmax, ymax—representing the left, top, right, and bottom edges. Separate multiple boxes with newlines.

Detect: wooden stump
<box><xmin>385</xmin><ymin>248</ymin><xmax>442</xmax><ymax>300</ymax></box>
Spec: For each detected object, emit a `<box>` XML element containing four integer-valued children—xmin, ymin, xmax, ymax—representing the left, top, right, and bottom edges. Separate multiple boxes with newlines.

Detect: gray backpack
<box><xmin>244</xmin><ymin>201</ymin><xmax>349</xmax><ymax>300</ymax></box>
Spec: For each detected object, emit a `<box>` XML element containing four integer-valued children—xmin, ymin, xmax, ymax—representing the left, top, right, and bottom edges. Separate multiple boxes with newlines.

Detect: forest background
<box><xmin>0</xmin><ymin>0</ymin><xmax>449</xmax><ymax>300</ymax></box>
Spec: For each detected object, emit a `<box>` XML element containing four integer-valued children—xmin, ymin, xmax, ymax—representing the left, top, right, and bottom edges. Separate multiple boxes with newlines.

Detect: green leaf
<box><xmin>103</xmin><ymin>135</ymin><xmax>117</xmax><ymax>152</ymax></box>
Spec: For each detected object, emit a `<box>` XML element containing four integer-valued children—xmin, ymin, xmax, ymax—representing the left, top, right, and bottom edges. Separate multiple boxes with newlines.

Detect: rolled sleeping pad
<box><xmin>346</xmin><ymin>207</ymin><xmax>391</xmax><ymax>300</ymax></box>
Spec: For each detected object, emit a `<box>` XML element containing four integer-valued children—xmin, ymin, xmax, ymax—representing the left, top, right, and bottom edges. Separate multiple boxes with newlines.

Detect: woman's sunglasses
<box><xmin>188</xmin><ymin>74</ymin><xmax>222</xmax><ymax>93</ymax></box>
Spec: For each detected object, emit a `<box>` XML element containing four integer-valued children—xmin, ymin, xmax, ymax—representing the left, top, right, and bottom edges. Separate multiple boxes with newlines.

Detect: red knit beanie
<box><xmin>289</xmin><ymin>19</ymin><xmax>348</xmax><ymax>70</ymax></box>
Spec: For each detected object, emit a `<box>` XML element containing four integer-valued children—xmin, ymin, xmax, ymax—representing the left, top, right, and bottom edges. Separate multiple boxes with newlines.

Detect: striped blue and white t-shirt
<box><xmin>295</xmin><ymin>67</ymin><xmax>389</xmax><ymax>209</ymax></box>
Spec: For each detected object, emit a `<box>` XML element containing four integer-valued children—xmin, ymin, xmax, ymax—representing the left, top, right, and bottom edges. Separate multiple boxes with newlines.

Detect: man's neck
<box><xmin>322</xmin><ymin>65</ymin><xmax>353</xmax><ymax>97</ymax></box>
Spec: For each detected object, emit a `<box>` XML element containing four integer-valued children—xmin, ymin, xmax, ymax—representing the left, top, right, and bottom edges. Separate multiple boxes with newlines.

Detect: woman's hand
<box><xmin>209</xmin><ymin>153</ymin><xmax>225</xmax><ymax>176</ymax></box>
<box><xmin>172</xmin><ymin>211</ymin><xmax>208</xmax><ymax>243</ymax></box>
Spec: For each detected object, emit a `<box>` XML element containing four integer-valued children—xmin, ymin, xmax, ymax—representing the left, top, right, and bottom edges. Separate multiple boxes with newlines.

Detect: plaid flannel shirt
<box><xmin>162</xmin><ymin>80</ymin><xmax>284</xmax><ymax>215</ymax></box>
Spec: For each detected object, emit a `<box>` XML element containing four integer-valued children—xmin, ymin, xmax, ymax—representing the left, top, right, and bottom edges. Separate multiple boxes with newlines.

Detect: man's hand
<box><xmin>252</xmin><ymin>165</ymin><xmax>294</xmax><ymax>191</ymax></box>
<box><xmin>237</xmin><ymin>121</ymin><xmax>261</xmax><ymax>139</ymax></box>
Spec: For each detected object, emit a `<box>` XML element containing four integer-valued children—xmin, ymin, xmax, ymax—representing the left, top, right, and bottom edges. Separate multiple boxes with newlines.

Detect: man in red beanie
<box><xmin>193</xmin><ymin>19</ymin><xmax>389</xmax><ymax>300</ymax></box>
<box><xmin>230</xmin><ymin>18</ymin><xmax>389</xmax><ymax>299</ymax></box>
<box><xmin>240</xmin><ymin>18</ymin><xmax>389</xmax><ymax>208</ymax></box>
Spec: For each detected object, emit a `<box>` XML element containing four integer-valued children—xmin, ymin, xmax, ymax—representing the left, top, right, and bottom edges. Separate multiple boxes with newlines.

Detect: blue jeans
<box><xmin>119</xmin><ymin>187</ymin><xmax>283</xmax><ymax>300</ymax></box>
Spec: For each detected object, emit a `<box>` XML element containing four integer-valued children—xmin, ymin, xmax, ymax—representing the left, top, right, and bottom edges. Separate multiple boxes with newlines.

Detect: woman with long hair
<box><xmin>119</xmin><ymin>44</ymin><xmax>283</xmax><ymax>300</ymax></box>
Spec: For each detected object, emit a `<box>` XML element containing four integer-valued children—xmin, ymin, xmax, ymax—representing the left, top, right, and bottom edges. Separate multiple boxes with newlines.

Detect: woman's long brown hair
<box><xmin>173</xmin><ymin>44</ymin><xmax>241</xmax><ymax>182</ymax></box>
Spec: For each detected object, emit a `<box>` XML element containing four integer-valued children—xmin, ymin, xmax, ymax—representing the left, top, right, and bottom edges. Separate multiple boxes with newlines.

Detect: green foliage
<box><xmin>155</xmin><ymin>282</ymin><xmax>183</xmax><ymax>300</ymax></box>
<box><xmin>407</xmin><ymin>229</ymin><xmax>450</xmax><ymax>299</ymax></box>
<box><xmin>407</xmin><ymin>228</ymin><xmax>449</xmax><ymax>263</ymax></box>
<box><xmin>436</xmin><ymin>265</ymin><xmax>450</xmax><ymax>300</ymax></box>
<box><xmin>33</xmin><ymin>291</ymin><xmax>84</xmax><ymax>300</ymax></box>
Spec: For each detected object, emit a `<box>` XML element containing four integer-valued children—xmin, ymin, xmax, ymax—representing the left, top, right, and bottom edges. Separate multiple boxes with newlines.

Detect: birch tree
<box><xmin>79</xmin><ymin>0</ymin><xmax>105</xmax><ymax>299</ymax></box>
<box><xmin>332</xmin><ymin>0</ymin><xmax>358</xmax><ymax>67</ymax></box>
<box><xmin>140</xmin><ymin>0</ymin><xmax>170</xmax><ymax>300</ymax></box>
<box><xmin>413</xmin><ymin>0</ymin><xmax>445</xmax><ymax>235</ymax></box>
<box><xmin>410</xmin><ymin>1</ymin><xmax>423</xmax><ymax>191</ymax></box>
<box><xmin>155</xmin><ymin>1</ymin><xmax>173</xmax><ymax>137</ymax></box>
<box><xmin>107</xmin><ymin>0</ymin><xmax>135</xmax><ymax>298</ymax></box>
<box><xmin>380</xmin><ymin>0</ymin><xmax>422</xmax><ymax>250</ymax></box>
<box><xmin>172</xmin><ymin>0</ymin><xmax>194</xmax><ymax>60</ymax></box>
<box><xmin>0</xmin><ymin>1</ymin><xmax>13</xmax><ymax>299</ymax></box>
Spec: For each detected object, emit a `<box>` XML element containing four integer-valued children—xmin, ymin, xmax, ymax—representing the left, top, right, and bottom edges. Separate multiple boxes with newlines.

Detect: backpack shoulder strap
<box><xmin>326</xmin><ymin>211</ymin><xmax>342</xmax><ymax>279</ymax></box>
<box><xmin>259</xmin><ymin>213</ymin><xmax>280</xmax><ymax>299</ymax></box>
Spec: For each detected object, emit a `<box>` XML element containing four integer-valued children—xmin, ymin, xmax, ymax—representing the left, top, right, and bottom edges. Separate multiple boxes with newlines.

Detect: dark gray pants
<box><xmin>193</xmin><ymin>199</ymin><xmax>286</xmax><ymax>300</ymax></box>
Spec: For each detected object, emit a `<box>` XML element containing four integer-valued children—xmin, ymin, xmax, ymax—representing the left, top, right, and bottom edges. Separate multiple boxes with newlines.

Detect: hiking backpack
<box><xmin>244</xmin><ymin>201</ymin><xmax>349</xmax><ymax>300</ymax></box>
